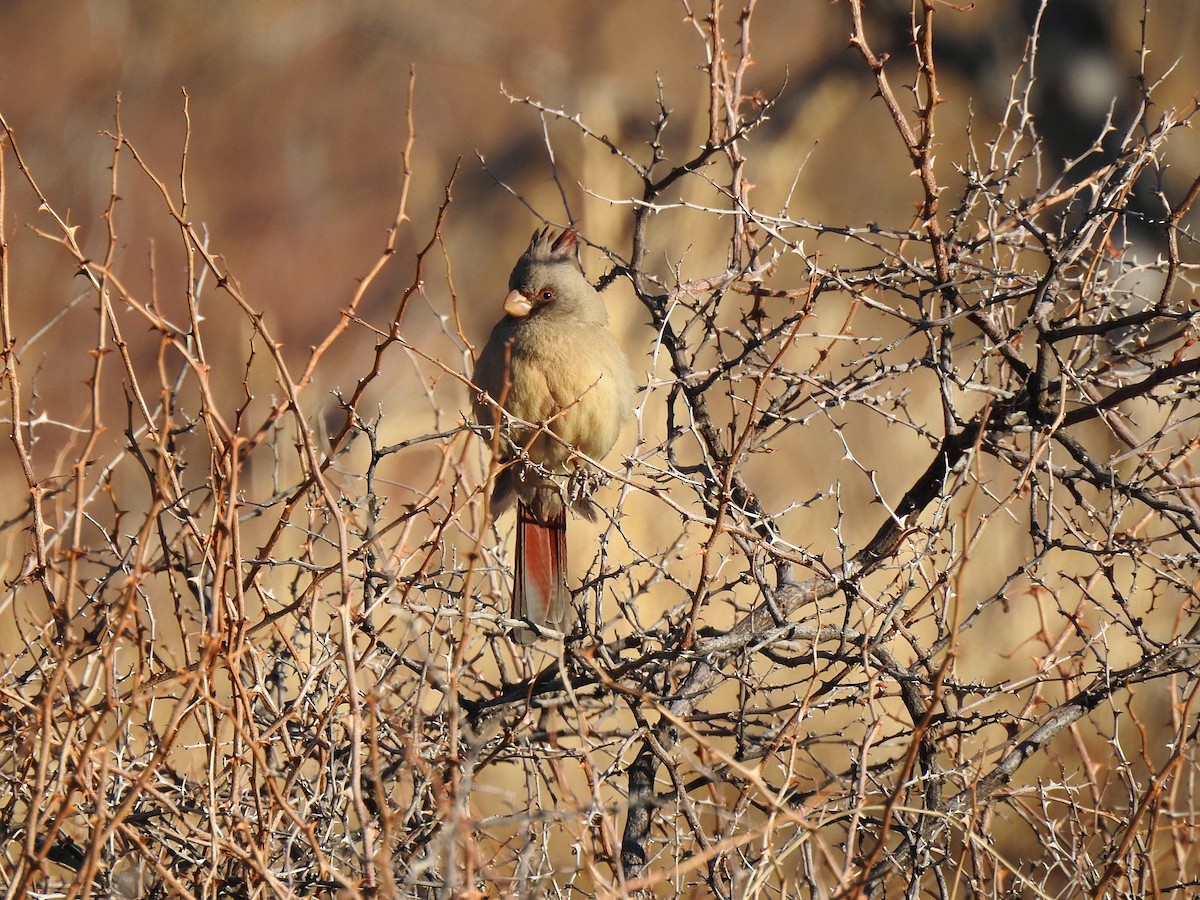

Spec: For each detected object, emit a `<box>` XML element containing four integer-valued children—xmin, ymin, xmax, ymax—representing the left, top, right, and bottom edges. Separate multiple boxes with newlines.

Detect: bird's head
<box><xmin>503</xmin><ymin>227</ymin><xmax>605</xmax><ymax>323</ymax></box>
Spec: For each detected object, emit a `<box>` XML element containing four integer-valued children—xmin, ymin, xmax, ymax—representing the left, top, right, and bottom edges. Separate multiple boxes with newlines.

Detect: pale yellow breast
<box><xmin>507</xmin><ymin>326</ymin><xmax>632</xmax><ymax>469</ymax></box>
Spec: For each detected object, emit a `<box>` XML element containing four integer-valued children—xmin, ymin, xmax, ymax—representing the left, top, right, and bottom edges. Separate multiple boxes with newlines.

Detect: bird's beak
<box><xmin>504</xmin><ymin>289</ymin><xmax>533</xmax><ymax>318</ymax></box>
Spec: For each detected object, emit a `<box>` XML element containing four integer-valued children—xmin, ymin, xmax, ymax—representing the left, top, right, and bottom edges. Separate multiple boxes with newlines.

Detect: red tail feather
<box><xmin>513</xmin><ymin>502</ymin><xmax>569</xmax><ymax>643</ymax></box>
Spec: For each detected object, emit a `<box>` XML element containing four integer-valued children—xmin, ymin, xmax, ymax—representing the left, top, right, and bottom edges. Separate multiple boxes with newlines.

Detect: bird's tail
<box><xmin>512</xmin><ymin>501</ymin><xmax>570</xmax><ymax>643</ymax></box>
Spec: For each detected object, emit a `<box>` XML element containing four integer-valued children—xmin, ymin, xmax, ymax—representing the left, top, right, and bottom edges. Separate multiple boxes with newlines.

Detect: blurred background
<box><xmin>2</xmin><ymin>0</ymin><xmax>1198</xmax><ymax>390</ymax></box>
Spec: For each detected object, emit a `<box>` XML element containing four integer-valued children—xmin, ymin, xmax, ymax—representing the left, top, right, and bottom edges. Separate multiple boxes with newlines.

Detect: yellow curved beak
<box><xmin>504</xmin><ymin>289</ymin><xmax>532</xmax><ymax>318</ymax></box>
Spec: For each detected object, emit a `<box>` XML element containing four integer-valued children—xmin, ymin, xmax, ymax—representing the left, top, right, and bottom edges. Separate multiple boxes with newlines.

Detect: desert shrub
<box><xmin>3</xmin><ymin>2</ymin><xmax>1200</xmax><ymax>897</ymax></box>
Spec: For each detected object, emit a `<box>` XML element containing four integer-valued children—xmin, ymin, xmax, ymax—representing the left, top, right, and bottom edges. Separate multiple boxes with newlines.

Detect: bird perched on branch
<box><xmin>473</xmin><ymin>227</ymin><xmax>635</xmax><ymax>642</ymax></box>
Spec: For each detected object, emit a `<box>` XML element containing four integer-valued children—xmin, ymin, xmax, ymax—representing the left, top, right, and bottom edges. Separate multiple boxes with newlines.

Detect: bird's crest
<box><xmin>525</xmin><ymin>226</ymin><xmax>578</xmax><ymax>263</ymax></box>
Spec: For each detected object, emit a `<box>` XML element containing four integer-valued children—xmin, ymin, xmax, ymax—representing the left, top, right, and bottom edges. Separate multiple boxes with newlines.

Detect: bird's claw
<box><xmin>567</xmin><ymin>466</ymin><xmax>602</xmax><ymax>506</ymax></box>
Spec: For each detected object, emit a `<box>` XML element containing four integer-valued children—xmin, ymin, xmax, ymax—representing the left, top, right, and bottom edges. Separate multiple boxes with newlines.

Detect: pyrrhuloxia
<box><xmin>473</xmin><ymin>227</ymin><xmax>635</xmax><ymax>642</ymax></box>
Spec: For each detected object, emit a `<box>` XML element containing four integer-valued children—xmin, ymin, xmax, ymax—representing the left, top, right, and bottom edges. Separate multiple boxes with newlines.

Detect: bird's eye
<box><xmin>539</xmin><ymin>287</ymin><xmax>557</xmax><ymax>302</ymax></box>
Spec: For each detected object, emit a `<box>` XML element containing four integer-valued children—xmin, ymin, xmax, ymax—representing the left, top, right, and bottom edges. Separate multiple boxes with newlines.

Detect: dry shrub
<box><xmin>3</xmin><ymin>2</ymin><xmax>1200</xmax><ymax>897</ymax></box>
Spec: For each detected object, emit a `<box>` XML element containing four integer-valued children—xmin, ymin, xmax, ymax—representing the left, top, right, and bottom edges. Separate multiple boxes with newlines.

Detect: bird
<box><xmin>473</xmin><ymin>227</ymin><xmax>635</xmax><ymax>642</ymax></box>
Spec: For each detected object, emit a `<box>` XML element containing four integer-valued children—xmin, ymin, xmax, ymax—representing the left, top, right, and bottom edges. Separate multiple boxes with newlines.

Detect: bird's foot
<box><xmin>567</xmin><ymin>466</ymin><xmax>604</xmax><ymax>521</ymax></box>
<box><xmin>568</xmin><ymin>466</ymin><xmax>601</xmax><ymax>501</ymax></box>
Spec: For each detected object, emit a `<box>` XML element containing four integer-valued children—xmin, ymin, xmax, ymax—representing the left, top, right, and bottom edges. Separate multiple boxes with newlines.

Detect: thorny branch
<box><xmin>3</xmin><ymin>2</ymin><xmax>1200</xmax><ymax>898</ymax></box>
